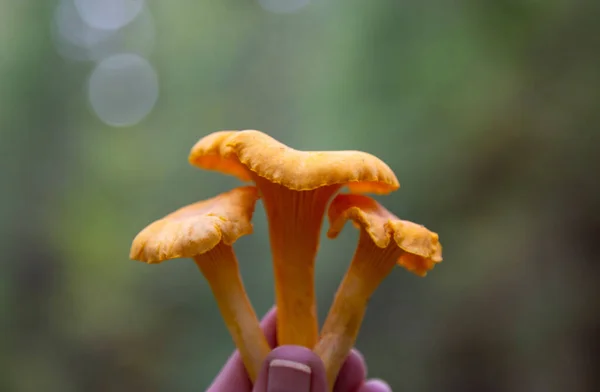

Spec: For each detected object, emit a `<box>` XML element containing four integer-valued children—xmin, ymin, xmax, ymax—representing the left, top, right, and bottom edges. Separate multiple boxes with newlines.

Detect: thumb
<box><xmin>253</xmin><ymin>345</ymin><xmax>327</xmax><ymax>392</ymax></box>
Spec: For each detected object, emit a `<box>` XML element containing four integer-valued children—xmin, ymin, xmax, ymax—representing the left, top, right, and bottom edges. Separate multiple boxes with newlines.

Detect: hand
<box><xmin>207</xmin><ymin>307</ymin><xmax>391</xmax><ymax>392</ymax></box>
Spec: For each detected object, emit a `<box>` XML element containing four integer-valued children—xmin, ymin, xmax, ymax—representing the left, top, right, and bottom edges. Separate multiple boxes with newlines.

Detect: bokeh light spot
<box><xmin>258</xmin><ymin>0</ymin><xmax>310</xmax><ymax>14</ymax></box>
<box><xmin>75</xmin><ymin>0</ymin><xmax>144</xmax><ymax>30</ymax></box>
<box><xmin>53</xmin><ymin>0</ymin><xmax>113</xmax><ymax>61</ymax></box>
<box><xmin>52</xmin><ymin>0</ymin><xmax>155</xmax><ymax>63</ymax></box>
<box><xmin>88</xmin><ymin>53</ymin><xmax>159</xmax><ymax>127</ymax></box>
<box><xmin>86</xmin><ymin>6</ymin><xmax>156</xmax><ymax>62</ymax></box>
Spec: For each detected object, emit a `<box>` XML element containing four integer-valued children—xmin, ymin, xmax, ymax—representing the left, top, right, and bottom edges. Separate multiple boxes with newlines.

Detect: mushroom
<box><xmin>189</xmin><ymin>130</ymin><xmax>399</xmax><ymax>348</ymax></box>
<box><xmin>129</xmin><ymin>186</ymin><xmax>270</xmax><ymax>382</ymax></box>
<box><xmin>314</xmin><ymin>193</ymin><xmax>442</xmax><ymax>389</ymax></box>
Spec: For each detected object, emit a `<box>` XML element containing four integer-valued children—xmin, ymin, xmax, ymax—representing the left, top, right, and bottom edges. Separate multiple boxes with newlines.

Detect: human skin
<box><xmin>207</xmin><ymin>307</ymin><xmax>392</xmax><ymax>392</ymax></box>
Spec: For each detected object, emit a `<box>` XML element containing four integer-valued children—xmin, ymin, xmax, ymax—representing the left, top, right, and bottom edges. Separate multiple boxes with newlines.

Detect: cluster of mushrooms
<box><xmin>130</xmin><ymin>130</ymin><xmax>443</xmax><ymax>390</ymax></box>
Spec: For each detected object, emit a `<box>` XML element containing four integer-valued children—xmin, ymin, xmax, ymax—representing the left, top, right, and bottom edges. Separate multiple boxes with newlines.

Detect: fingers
<box><xmin>206</xmin><ymin>350</ymin><xmax>251</xmax><ymax>392</ymax></box>
<box><xmin>207</xmin><ymin>306</ymin><xmax>277</xmax><ymax>392</ymax></box>
<box><xmin>357</xmin><ymin>379</ymin><xmax>392</xmax><ymax>392</ymax></box>
<box><xmin>333</xmin><ymin>349</ymin><xmax>367</xmax><ymax>392</ymax></box>
<box><xmin>334</xmin><ymin>350</ymin><xmax>392</xmax><ymax>392</ymax></box>
<box><xmin>252</xmin><ymin>346</ymin><xmax>328</xmax><ymax>392</ymax></box>
<box><xmin>208</xmin><ymin>308</ymin><xmax>391</xmax><ymax>392</ymax></box>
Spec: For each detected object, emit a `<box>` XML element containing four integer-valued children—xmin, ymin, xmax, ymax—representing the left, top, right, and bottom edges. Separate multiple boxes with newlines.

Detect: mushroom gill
<box><xmin>189</xmin><ymin>130</ymin><xmax>399</xmax><ymax>348</ymax></box>
<box><xmin>129</xmin><ymin>186</ymin><xmax>270</xmax><ymax>382</ymax></box>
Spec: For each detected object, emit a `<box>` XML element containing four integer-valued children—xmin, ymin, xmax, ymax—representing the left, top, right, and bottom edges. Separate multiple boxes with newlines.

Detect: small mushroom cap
<box><xmin>189</xmin><ymin>130</ymin><xmax>400</xmax><ymax>194</ymax></box>
<box><xmin>130</xmin><ymin>186</ymin><xmax>259</xmax><ymax>263</ymax></box>
<box><xmin>327</xmin><ymin>194</ymin><xmax>442</xmax><ymax>276</ymax></box>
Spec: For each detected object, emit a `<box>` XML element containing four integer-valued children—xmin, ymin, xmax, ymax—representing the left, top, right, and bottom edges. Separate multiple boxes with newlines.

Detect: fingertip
<box><xmin>333</xmin><ymin>349</ymin><xmax>367</xmax><ymax>392</ymax></box>
<box><xmin>206</xmin><ymin>351</ymin><xmax>252</xmax><ymax>392</ymax></box>
<box><xmin>252</xmin><ymin>346</ymin><xmax>327</xmax><ymax>392</ymax></box>
<box><xmin>268</xmin><ymin>345</ymin><xmax>326</xmax><ymax>372</ymax></box>
<box><xmin>359</xmin><ymin>378</ymin><xmax>392</xmax><ymax>392</ymax></box>
<box><xmin>260</xmin><ymin>306</ymin><xmax>277</xmax><ymax>325</ymax></box>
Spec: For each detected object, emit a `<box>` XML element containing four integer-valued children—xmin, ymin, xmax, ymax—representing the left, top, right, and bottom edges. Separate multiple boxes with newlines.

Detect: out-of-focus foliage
<box><xmin>1</xmin><ymin>0</ymin><xmax>599</xmax><ymax>391</ymax></box>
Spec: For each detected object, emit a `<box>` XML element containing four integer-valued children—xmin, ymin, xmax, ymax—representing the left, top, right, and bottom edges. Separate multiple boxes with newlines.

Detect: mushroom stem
<box><xmin>194</xmin><ymin>242</ymin><xmax>271</xmax><ymax>382</ymax></box>
<box><xmin>254</xmin><ymin>175</ymin><xmax>341</xmax><ymax>348</ymax></box>
<box><xmin>314</xmin><ymin>231</ymin><xmax>402</xmax><ymax>390</ymax></box>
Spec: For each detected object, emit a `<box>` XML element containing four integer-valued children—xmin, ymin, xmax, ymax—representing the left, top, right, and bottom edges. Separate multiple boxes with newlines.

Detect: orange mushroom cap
<box><xmin>129</xmin><ymin>186</ymin><xmax>270</xmax><ymax>381</ymax></box>
<box><xmin>189</xmin><ymin>130</ymin><xmax>399</xmax><ymax>194</ymax></box>
<box><xmin>327</xmin><ymin>193</ymin><xmax>442</xmax><ymax>276</ymax></box>
<box><xmin>130</xmin><ymin>186</ymin><xmax>258</xmax><ymax>263</ymax></box>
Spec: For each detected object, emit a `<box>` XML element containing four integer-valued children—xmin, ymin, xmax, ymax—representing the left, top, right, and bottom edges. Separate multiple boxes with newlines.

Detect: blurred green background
<box><xmin>1</xmin><ymin>0</ymin><xmax>599</xmax><ymax>391</ymax></box>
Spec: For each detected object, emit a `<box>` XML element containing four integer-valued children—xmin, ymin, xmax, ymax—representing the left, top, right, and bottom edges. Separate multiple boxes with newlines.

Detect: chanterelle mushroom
<box><xmin>189</xmin><ymin>130</ymin><xmax>399</xmax><ymax>348</ymax></box>
<box><xmin>314</xmin><ymin>193</ymin><xmax>442</xmax><ymax>389</ymax></box>
<box><xmin>129</xmin><ymin>186</ymin><xmax>270</xmax><ymax>382</ymax></box>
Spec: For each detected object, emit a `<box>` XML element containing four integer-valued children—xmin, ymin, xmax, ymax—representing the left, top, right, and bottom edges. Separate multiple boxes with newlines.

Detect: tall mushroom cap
<box><xmin>327</xmin><ymin>193</ymin><xmax>442</xmax><ymax>276</ymax></box>
<box><xmin>189</xmin><ymin>130</ymin><xmax>399</xmax><ymax>194</ymax></box>
<box><xmin>130</xmin><ymin>186</ymin><xmax>258</xmax><ymax>263</ymax></box>
<box><xmin>189</xmin><ymin>130</ymin><xmax>400</xmax><ymax>348</ymax></box>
